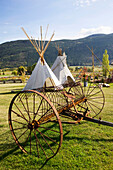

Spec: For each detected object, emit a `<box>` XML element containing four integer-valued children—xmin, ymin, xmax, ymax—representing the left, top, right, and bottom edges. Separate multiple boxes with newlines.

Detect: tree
<box><xmin>102</xmin><ymin>49</ymin><xmax>110</xmax><ymax>78</ymax></box>
<box><xmin>26</xmin><ymin>63</ymin><xmax>36</xmax><ymax>75</ymax></box>
<box><xmin>18</xmin><ymin>66</ymin><xmax>26</xmax><ymax>75</ymax></box>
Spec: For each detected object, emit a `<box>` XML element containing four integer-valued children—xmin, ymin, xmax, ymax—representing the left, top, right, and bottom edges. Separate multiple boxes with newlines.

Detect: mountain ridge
<box><xmin>0</xmin><ymin>33</ymin><xmax>113</xmax><ymax>68</ymax></box>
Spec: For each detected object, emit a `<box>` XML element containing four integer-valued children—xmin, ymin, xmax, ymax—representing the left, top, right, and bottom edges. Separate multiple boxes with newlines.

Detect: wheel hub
<box><xmin>28</xmin><ymin>120</ymin><xmax>39</xmax><ymax>130</ymax></box>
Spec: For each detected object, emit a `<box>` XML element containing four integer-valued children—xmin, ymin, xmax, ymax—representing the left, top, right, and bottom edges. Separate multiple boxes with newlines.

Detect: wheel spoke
<box><xmin>34</xmin><ymin>130</ymin><xmax>39</xmax><ymax>157</ymax></box>
<box><xmin>13</xmin><ymin>126</ymin><xmax>27</xmax><ymax>131</ymax></box>
<box><xmin>12</xmin><ymin>119</ymin><xmax>27</xmax><ymax>126</ymax></box>
<box><xmin>87</xmin><ymin>100</ymin><xmax>101</xmax><ymax>111</ymax></box>
<box><xmin>89</xmin><ymin>96</ymin><xmax>103</xmax><ymax>99</ymax></box>
<box><xmin>9</xmin><ymin>90</ymin><xmax>62</xmax><ymax>160</ymax></box>
<box><xmin>36</xmin><ymin>129</ymin><xmax>55</xmax><ymax>154</ymax></box>
<box><xmin>87</xmin><ymin>90</ymin><xmax>101</xmax><ymax>98</ymax></box>
<box><xmin>17</xmin><ymin>128</ymin><xmax>29</xmax><ymax>140</ymax></box>
<box><xmin>87</xmin><ymin>86</ymin><xmax>97</xmax><ymax>96</ymax></box>
<box><xmin>13</xmin><ymin>102</ymin><xmax>28</xmax><ymax>122</ymax></box>
<box><xmin>18</xmin><ymin>95</ymin><xmax>28</xmax><ymax>115</ymax></box>
<box><xmin>34</xmin><ymin>130</ymin><xmax>48</xmax><ymax>158</ymax></box>
<box><xmin>30</xmin><ymin>130</ymin><xmax>31</xmax><ymax>154</ymax></box>
<box><xmin>11</xmin><ymin>109</ymin><xmax>28</xmax><ymax>122</ymax></box>
<box><xmin>23</xmin><ymin>130</ymin><xmax>31</xmax><ymax>147</ymax></box>
<box><xmin>87</xmin><ymin>100</ymin><xmax>98</xmax><ymax>115</ymax></box>
<box><xmin>36</xmin><ymin>129</ymin><xmax>59</xmax><ymax>145</ymax></box>
<box><xmin>39</xmin><ymin>125</ymin><xmax>60</xmax><ymax>133</ymax></box>
<box><xmin>88</xmin><ymin>99</ymin><xmax>103</xmax><ymax>105</ymax></box>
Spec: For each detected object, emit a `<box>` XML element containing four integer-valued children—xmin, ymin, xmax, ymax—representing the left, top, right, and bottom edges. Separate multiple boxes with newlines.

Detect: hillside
<box><xmin>0</xmin><ymin>33</ymin><xmax>113</xmax><ymax>68</ymax></box>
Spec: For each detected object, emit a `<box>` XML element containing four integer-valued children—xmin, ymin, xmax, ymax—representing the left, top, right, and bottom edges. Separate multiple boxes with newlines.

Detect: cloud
<box><xmin>75</xmin><ymin>26</ymin><xmax>113</xmax><ymax>38</ymax></box>
<box><xmin>73</xmin><ymin>0</ymin><xmax>98</xmax><ymax>8</ymax></box>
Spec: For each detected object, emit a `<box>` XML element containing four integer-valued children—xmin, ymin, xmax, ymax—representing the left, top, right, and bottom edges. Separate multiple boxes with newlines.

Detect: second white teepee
<box><xmin>51</xmin><ymin>52</ymin><xmax>75</xmax><ymax>84</ymax></box>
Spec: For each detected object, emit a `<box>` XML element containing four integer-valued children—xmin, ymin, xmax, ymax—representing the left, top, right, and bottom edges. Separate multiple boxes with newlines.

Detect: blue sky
<box><xmin>0</xmin><ymin>0</ymin><xmax>113</xmax><ymax>44</ymax></box>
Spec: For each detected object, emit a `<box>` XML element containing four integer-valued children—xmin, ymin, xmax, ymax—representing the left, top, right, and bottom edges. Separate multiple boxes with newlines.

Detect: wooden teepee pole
<box><xmin>21</xmin><ymin>27</ymin><xmax>41</xmax><ymax>57</ymax></box>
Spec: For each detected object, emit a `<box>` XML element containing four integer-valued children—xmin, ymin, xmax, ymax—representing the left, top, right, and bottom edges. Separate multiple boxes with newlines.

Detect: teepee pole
<box><xmin>21</xmin><ymin>27</ymin><xmax>41</xmax><ymax>57</ymax></box>
<box><xmin>42</xmin><ymin>32</ymin><xmax>55</xmax><ymax>56</ymax></box>
<box><xmin>43</xmin><ymin>24</ymin><xmax>49</xmax><ymax>47</ymax></box>
<box><xmin>38</xmin><ymin>37</ymin><xmax>41</xmax><ymax>51</ymax></box>
<box><xmin>40</xmin><ymin>26</ymin><xmax>43</xmax><ymax>51</ymax></box>
<box><xmin>34</xmin><ymin>38</ymin><xmax>41</xmax><ymax>52</ymax></box>
<box><xmin>52</xmin><ymin>57</ymin><xmax>65</xmax><ymax>71</ymax></box>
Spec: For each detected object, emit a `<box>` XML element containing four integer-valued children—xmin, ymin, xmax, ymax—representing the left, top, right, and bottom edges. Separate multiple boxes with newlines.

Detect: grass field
<box><xmin>0</xmin><ymin>83</ymin><xmax>113</xmax><ymax>169</ymax></box>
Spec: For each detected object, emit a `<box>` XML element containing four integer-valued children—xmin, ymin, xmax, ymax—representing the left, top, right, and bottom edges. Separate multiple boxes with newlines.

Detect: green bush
<box><xmin>12</xmin><ymin>70</ymin><xmax>18</xmax><ymax>76</ymax></box>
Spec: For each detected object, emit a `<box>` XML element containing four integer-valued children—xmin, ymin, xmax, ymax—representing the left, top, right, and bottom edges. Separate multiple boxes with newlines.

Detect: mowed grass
<box><xmin>0</xmin><ymin>83</ymin><xmax>113</xmax><ymax>169</ymax></box>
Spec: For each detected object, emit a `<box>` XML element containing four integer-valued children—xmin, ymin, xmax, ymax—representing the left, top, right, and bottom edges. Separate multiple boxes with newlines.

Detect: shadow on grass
<box><xmin>1</xmin><ymin>123</ymin><xmax>113</xmax><ymax>169</ymax></box>
<box><xmin>0</xmin><ymin>130</ymin><xmax>20</xmax><ymax>161</ymax></box>
<box><xmin>0</xmin><ymin>90</ymin><xmax>21</xmax><ymax>95</ymax></box>
<box><xmin>63</xmin><ymin>129</ymin><xmax>113</xmax><ymax>143</ymax></box>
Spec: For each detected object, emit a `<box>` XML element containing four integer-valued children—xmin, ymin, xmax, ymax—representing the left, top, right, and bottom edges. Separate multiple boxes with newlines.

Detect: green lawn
<box><xmin>0</xmin><ymin>83</ymin><xmax>113</xmax><ymax>169</ymax></box>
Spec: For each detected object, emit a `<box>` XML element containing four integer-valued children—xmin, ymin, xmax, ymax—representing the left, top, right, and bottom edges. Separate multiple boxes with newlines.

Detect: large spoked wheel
<box><xmin>8</xmin><ymin>90</ymin><xmax>63</xmax><ymax>160</ymax></box>
<box><xmin>68</xmin><ymin>82</ymin><xmax>105</xmax><ymax>118</ymax></box>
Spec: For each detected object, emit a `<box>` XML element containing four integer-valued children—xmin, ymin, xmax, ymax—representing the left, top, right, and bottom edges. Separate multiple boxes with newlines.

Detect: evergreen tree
<box><xmin>102</xmin><ymin>49</ymin><xmax>110</xmax><ymax>78</ymax></box>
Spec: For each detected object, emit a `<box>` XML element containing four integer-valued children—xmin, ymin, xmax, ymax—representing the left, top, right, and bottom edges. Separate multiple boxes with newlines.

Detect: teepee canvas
<box><xmin>23</xmin><ymin>58</ymin><xmax>61</xmax><ymax>90</ymax></box>
<box><xmin>21</xmin><ymin>26</ymin><xmax>62</xmax><ymax>90</ymax></box>
<box><xmin>51</xmin><ymin>51</ymin><xmax>75</xmax><ymax>84</ymax></box>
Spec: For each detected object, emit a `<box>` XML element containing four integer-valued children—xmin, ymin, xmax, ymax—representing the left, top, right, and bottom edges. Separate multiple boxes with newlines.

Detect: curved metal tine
<box><xmin>34</xmin><ymin>130</ymin><xmax>48</xmax><ymax>158</ymax></box>
<box><xmin>11</xmin><ymin>109</ymin><xmax>28</xmax><ymax>122</ymax></box>
<box><xmin>25</xmin><ymin>93</ymin><xmax>31</xmax><ymax>121</ymax></box>
<box><xmin>33</xmin><ymin>93</ymin><xmax>35</xmax><ymax>117</ymax></box>
<box><xmin>38</xmin><ymin>107</ymin><xmax>53</xmax><ymax>123</ymax></box>
<box><xmin>74</xmin><ymin>86</ymin><xmax>83</xmax><ymax>97</ymax></box>
<box><xmin>36</xmin><ymin>128</ymin><xmax>55</xmax><ymax>154</ymax></box>
<box><xmin>78</xmin><ymin>102</ymin><xmax>84</xmax><ymax>112</ymax></box>
<box><xmin>34</xmin><ymin>130</ymin><xmax>39</xmax><ymax>158</ymax></box>
<box><xmin>33</xmin><ymin>97</ymin><xmax>44</xmax><ymax>120</ymax></box>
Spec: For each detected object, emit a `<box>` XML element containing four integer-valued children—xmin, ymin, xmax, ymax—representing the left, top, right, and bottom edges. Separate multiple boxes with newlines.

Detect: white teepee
<box><xmin>21</xmin><ymin>26</ymin><xmax>62</xmax><ymax>90</ymax></box>
<box><xmin>23</xmin><ymin>58</ymin><xmax>61</xmax><ymax>90</ymax></box>
<box><xmin>51</xmin><ymin>51</ymin><xmax>75</xmax><ymax>84</ymax></box>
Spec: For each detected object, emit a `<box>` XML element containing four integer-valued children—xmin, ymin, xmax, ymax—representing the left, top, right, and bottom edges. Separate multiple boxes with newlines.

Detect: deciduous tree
<box><xmin>102</xmin><ymin>49</ymin><xmax>110</xmax><ymax>78</ymax></box>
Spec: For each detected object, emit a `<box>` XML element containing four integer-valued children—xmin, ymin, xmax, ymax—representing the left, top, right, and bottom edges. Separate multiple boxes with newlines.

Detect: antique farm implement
<box><xmin>9</xmin><ymin>81</ymin><xmax>109</xmax><ymax>160</ymax></box>
<box><xmin>8</xmin><ymin>26</ymin><xmax>113</xmax><ymax>161</ymax></box>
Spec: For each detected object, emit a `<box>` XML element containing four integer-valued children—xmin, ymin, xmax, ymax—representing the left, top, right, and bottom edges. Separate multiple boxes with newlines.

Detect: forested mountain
<box><xmin>0</xmin><ymin>33</ymin><xmax>113</xmax><ymax>68</ymax></box>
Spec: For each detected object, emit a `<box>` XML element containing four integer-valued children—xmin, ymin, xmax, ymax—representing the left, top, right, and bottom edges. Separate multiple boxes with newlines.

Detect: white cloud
<box><xmin>75</xmin><ymin>26</ymin><xmax>113</xmax><ymax>39</ymax></box>
<box><xmin>73</xmin><ymin>0</ymin><xmax>99</xmax><ymax>8</ymax></box>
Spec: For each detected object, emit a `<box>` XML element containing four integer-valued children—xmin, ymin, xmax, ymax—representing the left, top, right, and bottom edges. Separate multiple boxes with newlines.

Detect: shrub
<box><xmin>12</xmin><ymin>70</ymin><xmax>18</xmax><ymax>76</ymax></box>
